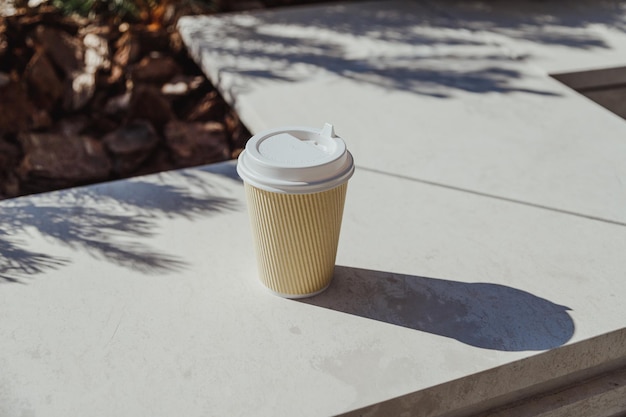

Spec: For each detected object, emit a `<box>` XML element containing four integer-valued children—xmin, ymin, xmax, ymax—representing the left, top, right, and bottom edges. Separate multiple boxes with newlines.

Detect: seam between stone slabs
<box><xmin>358</xmin><ymin>165</ymin><xmax>626</xmax><ymax>228</ymax></box>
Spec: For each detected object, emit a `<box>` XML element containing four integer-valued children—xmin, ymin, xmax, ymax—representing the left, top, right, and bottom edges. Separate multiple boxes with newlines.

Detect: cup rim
<box><xmin>237</xmin><ymin>124</ymin><xmax>355</xmax><ymax>194</ymax></box>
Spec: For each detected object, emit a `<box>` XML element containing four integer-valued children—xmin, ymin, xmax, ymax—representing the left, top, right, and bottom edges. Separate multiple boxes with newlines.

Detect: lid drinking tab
<box><xmin>320</xmin><ymin>123</ymin><xmax>336</xmax><ymax>138</ymax></box>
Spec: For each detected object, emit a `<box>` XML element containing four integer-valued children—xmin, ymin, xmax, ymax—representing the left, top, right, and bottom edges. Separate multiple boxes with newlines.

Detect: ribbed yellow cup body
<box><xmin>244</xmin><ymin>182</ymin><xmax>348</xmax><ymax>298</ymax></box>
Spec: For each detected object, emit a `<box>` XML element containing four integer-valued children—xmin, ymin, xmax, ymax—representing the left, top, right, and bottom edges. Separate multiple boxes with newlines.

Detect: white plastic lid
<box><xmin>237</xmin><ymin>123</ymin><xmax>355</xmax><ymax>194</ymax></box>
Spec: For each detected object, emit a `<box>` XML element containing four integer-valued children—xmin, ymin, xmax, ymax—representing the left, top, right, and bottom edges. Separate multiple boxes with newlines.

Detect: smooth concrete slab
<box><xmin>178</xmin><ymin>0</ymin><xmax>626</xmax><ymax>226</ymax></box>
<box><xmin>1</xmin><ymin>162</ymin><xmax>626</xmax><ymax>416</ymax></box>
<box><xmin>431</xmin><ymin>0</ymin><xmax>626</xmax><ymax>73</ymax></box>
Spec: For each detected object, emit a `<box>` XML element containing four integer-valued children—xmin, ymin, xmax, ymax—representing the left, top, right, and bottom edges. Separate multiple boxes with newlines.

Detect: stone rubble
<box><xmin>0</xmin><ymin>4</ymin><xmax>250</xmax><ymax>199</ymax></box>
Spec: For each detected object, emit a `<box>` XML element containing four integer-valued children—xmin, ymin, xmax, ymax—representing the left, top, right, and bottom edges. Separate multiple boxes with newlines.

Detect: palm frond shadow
<box><xmin>432</xmin><ymin>0</ymin><xmax>626</xmax><ymax>49</ymax></box>
<box><xmin>0</xmin><ymin>166</ymin><xmax>240</xmax><ymax>283</ymax></box>
<box><xmin>0</xmin><ymin>236</ymin><xmax>68</xmax><ymax>283</ymax></box>
<box><xmin>182</xmin><ymin>1</ymin><xmax>566</xmax><ymax>98</ymax></box>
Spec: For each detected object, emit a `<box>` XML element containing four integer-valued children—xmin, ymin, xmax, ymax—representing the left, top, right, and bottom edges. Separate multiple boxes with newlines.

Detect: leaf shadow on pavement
<box><xmin>0</xmin><ymin>163</ymin><xmax>241</xmax><ymax>283</ymax></box>
<box><xmin>430</xmin><ymin>0</ymin><xmax>626</xmax><ymax>49</ymax></box>
<box><xmin>180</xmin><ymin>1</ymin><xmax>586</xmax><ymax>98</ymax></box>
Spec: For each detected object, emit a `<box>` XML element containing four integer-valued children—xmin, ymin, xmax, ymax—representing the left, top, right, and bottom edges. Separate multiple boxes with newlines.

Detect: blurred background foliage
<box><xmin>13</xmin><ymin>0</ymin><xmax>328</xmax><ymax>24</ymax></box>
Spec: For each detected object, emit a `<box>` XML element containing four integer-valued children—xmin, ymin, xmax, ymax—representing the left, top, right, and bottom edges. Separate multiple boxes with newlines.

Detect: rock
<box><xmin>63</xmin><ymin>71</ymin><xmax>96</xmax><ymax>111</ymax></box>
<box><xmin>0</xmin><ymin>19</ymin><xmax>7</xmax><ymax>58</ymax></box>
<box><xmin>161</xmin><ymin>74</ymin><xmax>205</xmax><ymax>97</ymax></box>
<box><xmin>0</xmin><ymin>0</ymin><xmax>16</xmax><ymax>16</ymax></box>
<box><xmin>35</xmin><ymin>25</ymin><xmax>83</xmax><ymax>76</ymax></box>
<box><xmin>28</xmin><ymin>0</ymin><xmax>46</xmax><ymax>9</ymax></box>
<box><xmin>0</xmin><ymin>138</ymin><xmax>21</xmax><ymax>198</ymax></box>
<box><xmin>165</xmin><ymin>75</ymin><xmax>210</xmax><ymax>119</ymax></box>
<box><xmin>83</xmin><ymin>32</ymin><xmax>110</xmax><ymax>73</ymax></box>
<box><xmin>169</xmin><ymin>30</ymin><xmax>183</xmax><ymax>55</ymax></box>
<box><xmin>45</xmin><ymin>29</ymin><xmax>109</xmax><ymax>112</ymax></box>
<box><xmin>0</xmin><ymin>80</ymin><xmax>33</xmax><ymax>133</ymax></box>
<box><xmin>186</xmin><ymin>90</ymin><xmax>228</xmax><ymax>122</ymax></box>
<box><xmin>160</xmin><ymin>4</ymin><xmax>178</xmax><ymax>27</ymax></box>
<box><xmin>113</xmin><ymin>31</ymin><xmax>141</xmax><ymax>68</ymax></box>
<box><xmin>224</xmin><ymin>110</ymin><xmax>251</xmax><ymax>155</ymax></box>
<box><xmin>132</xmin><ymin>146</ymin><xmax>176</xmax><ymax>177</ymax></box>
<box><xmin>39</xmin><ymin>6</ymin><xmax>84</xmax><ymax>35</ymax></box>
<box><xmin>106</xmin><ymin>64</ymin><xmax>125</xmax><ymax>86</ymax></box>
<box><xmin>0</xmin><ymin>4</ymin><xmax>249</xmax><ymax>198</ymax></box>
<box><xmin>90</xmin><ymin>113</ymin><xmax>119</xmax><ymax>134</ymax></box>
<box><xmin>18</xmin><ymin>132</ymin><xmax>111</xmax><ymax>192</ymax></box>
<box><xmin>0</xmin><ymin>137</ymin><xmax>21</xmax><ymax>171</ymax></box>
<box><xmin>0</xmin><ymin>72</ymin><xmax>10</xmax><ymax>87</ymax></box>
<box><xmin>129</xmin><ymin>84</ymin><xmax>173</xmax><ymax>130</ymax></box>
<box><xmin>0</xmin><ymin>171</ymin><xmax>20</xmax><ymax>199</ymax></box>
<box><xmin>131</xmin><ymin>53</ymin><xmax>180</xmax><ymax>84</ymax></box>
<box><xmin>132</xmin><ymin>26</ymin><xmax>171</xmax><ymax>55</ymax></box>
<box><xmin>10</xmin><ymin>46</ymin><xmax>31</xmax><ymax>74</ymax></box>
<box><xmin>24</xmin><ymin>50</ymin><xmax>63</xmax><ymax>110</ymax></box>
<box><xmin>104</xmin><ymin>92</ymin><xmax>132</xmax><ymax>115</ymax></box>
<box><xmin>80</xmin><ymin>23</ymin><xmax>114</xmax><ymax>40</ymax></box>
<box><xmin>9</xmin><ymin>11</ymin><xmax>42</xmax><ymax>36</ymax></box>
<box><xmin>103</xmin><ymin>120</ymin><xmax>160</xmax><ymax>175</ymax></box>
<box><xmin>56</xmin><ymin>115</ymin><xmax>89</xmax><ymax>136</ymax></box>
<box><xmin>164</xmin><ymin>121</ymin><xmax>230</xmax><ymax>166</ymax></box>
<box><xmin>30</xmin><ymin>108</ymin><xmax>52</xmax><ymax>130</ymax></box>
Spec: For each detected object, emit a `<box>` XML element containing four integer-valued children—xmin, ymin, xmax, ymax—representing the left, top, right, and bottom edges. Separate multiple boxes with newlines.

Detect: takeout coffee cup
<box><xmin>237</xmin><ymin>123</ymin><xmax>354</xmax><ymax>298</ymax></box>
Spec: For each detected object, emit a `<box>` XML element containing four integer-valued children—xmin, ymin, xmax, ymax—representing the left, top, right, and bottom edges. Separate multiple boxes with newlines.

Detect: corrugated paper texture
<box><xmin>245</xmin><ymin>183</ymin><xmax>348</xmax><ymax>297</ymax></box>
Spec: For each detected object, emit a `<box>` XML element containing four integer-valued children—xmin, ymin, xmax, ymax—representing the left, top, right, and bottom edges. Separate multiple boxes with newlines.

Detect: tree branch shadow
<box><xmin>431</xmin><ymin>0</ymin><xmax>626</xmax><ymax>49</ymax></box>
<box><xmin>301</xmin><ymin>266</ymin><xmax>575</xmax><ymax>352</ymax></box>
<box><xmin>181</xmin><ymin>1</ymin><xmax>565</xmax><ymax>98</ymax></box>
<box><xmin>0</xmin><ymin>235</ymin><xmax>68</xmax><ymax>283</ymax></box>
<box><xmin>0</xmin><ymin>163</ymin><xmax>241</xmax><ymax>283</ymax></box>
